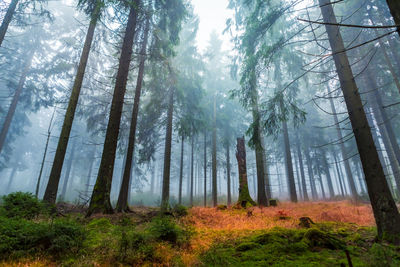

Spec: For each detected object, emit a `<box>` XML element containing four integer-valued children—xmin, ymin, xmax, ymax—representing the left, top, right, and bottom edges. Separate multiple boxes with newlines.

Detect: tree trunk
<box><xmin>236</xmin><ymin>137</ymin><xmax>256</xmax><ymax>207</ymax></box>
<box><xmin>44</xmin><ymin>12</ymin><xmax>99</xmax><ymax>204</ymax></box>
<box><xmin>322</xmin><ymin>151</ymin><xmax>335</xmax><ymax>198</ymax></box>
<box><xmin>0</xmin><ymin>50</ymin><xmax>34</xmax><ymax>154</ymax></box>
<box><xmin>178</xmin><ymin>135</ymin><xmax>184</xmax><ymax>204</ymax></box>
<box><xmin>116</xmin><ymin>15</ymin><xmax>150</xmax><ymax>212</ymax></box>
<box><xmin>332</xmin><ymin>151</ymin><xmax>345</xmax><ymax>197</ymax></box>
<box><xmin>60</xmin><ymin>138</ymin><xmax>77</xmax><ymax>201</ymax></box>
<box><xmin>150</xmin><ymin>160</ymin><xmax>156</xmax><ymax>194</ymax></box>
<box><xmin>226</xmin><ymin>142</ymin><xmax>231</xmax><ymax>206</ymax></box>
<box><xmin>294</xmin><ymin>150</ymin><xmax>303</xmax><ymax>200</ymax></box>
<box><xmin>282</xmin><ymin>120</ymin><xmax>297</xmax><ymax>202</ymax></box>
<box><xmin>87</xmin><ymin>4</ymin><xmax>138</xmax><ymax>215</ymax></box>
<box><xmin>161</xmin><ymin>86</ymin><xmax>175</xmax><ymax>212</ymax></box>
<box><xmin>296</xmin><ymin>134</ymin><xmax>309</xmax><ymax>201</ymax></box>
<box><xmin>0</xmin><ymin>0</ymin><xmax>18</xmax><ymax>47</ymax></box>
<box><xmin>190</xmin><ymin>137</ymin><xmax>194</xmax><ymax>206</ymax></box>
<box><xmin>85</xmin><ymin>147</ymin><xmax>96</xmax><ymax>198</ymax></box>
<box><xmin>320</xmin><ymin>0</ymin><xmax>400</xmax><ymax>241</ymax></box>
<box><xmin>203</xmin><ymin>132</ymin><xmax>207</xmax><ymax>207</ymax></box>
<box><xmin>386</xmin><ymin>0</ymin><xmax>400</xmax><ymax>37</ymax></box>
<box><xmin>328</xmin><ymin>88</ymin><xmax>358</xmax><ymax>199</ymax></box>
<box><xmin>6</xmin><ymin>165</ymin><xmax>17</xmax><ymax>192</ymax></box>
<box><xmin>261</xmin><ymin>137</ymin><xmax>272</xmax><ymax>199</ymax></box>
<box><xmin>305</xmin><ymin>147</ymin><xmax>318</xmax><ymax>200</ymax></box>
<box><xmin>212</xmin><ymin>95</ymin><xmax>217</xmax><ymax>207</ymax></box>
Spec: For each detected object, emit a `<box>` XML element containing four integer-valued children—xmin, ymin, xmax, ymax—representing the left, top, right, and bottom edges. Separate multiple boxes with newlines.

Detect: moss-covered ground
<box><xmin>1</xmin><ymin>197</ymin><xmax>400</xmax><ymax>266</ymax></box>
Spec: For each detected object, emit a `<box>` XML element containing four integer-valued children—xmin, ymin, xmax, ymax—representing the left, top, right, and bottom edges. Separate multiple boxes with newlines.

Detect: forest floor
<box><xmin>2</xmin><ymin>201</ymin><xmax>400</xmax><ymax>266</ymax></box>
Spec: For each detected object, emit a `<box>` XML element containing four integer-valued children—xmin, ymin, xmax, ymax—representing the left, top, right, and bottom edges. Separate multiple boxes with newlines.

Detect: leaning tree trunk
<box><xmin>212</xmin><ymin>94</ymin><xmax>217</xmax><ymax>207</ymax></box>
<box><xmin>116</xmin><ymin>16</ymin><xmax>150</xmax><ymax>212</ymax></box>
<box><xmin>178</xmin><ymin>135</ymin><xmax>184</xmax><ymax>204</ymax></box>
<box><xmin>328</xmin><ymin>88</ymin><xmax>358</xmax><ymax>199</ymax></box>
<box><xmin>44</xmin><ymin>10</ymin><xmax>99</xmax><ymax>205</ymax></box>
<box><xmin>226</xmin><ymin>142</ymin><xmax>231</xmax><ymax>206</ymax></box>
<box><xmin>320</xmin><ymin>0</ymin><xmax>400</xmax><ymax>241</ymax></box>
<box><xmin>0</xmin><ymin>50</ymin><xmax>35</xmax><ymax>154</ymax></box>
<box><xmin>296</xmin><ymin>134</ymin><xmax>309</xmax><ymax>201</ymax></box>
<box><xmin>87</xmin><ymin>4</ymin><xmax>138</xmax><ymax>216</ymax></box>
<box><xmin>236</xmin><ymin>137</ymin><xmax>256</xmax><ymax>208</ymax></box>
<box><xmin>161</xmin><ymin>86</ymin><xmax>175</xmax><ymax>212</ymax></box>
<box><xmin>386</xmin><ymin>0</ymin><xmax>400</xmax><ymax>37</ymax></box>
<box><xmin>0</xmin><ymin>0</ymin><xmax>18</xmax><ymax>47</ymax></box>
<box><xmin>282</xmin><ymin>120</ymin><xmax>297</xmax><ymax>202</ymax></box>
<box><xmin>203</xmin><ymin>132</ymin><xmax>207</xmax><ymax>207</ymax></box>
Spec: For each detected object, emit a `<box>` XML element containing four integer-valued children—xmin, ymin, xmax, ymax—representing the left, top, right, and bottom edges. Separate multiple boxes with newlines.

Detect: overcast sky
<box><xmin>191</xmin><ymin>0</ymin><xmax>234</xmax><ymax>52</ymax></box>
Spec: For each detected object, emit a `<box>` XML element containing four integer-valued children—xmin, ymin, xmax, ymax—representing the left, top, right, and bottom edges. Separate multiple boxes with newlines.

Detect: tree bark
<box><xmin>0</xmin><ymin>50</ymin><xmax>35</xmax><ymax>154</ymax></box>
<box><xmin>87</xmin><ymin>4</ymin><xmax>138</xmax><ymax>215</ymax></box>
<box><xmin>332</xmin><ymin>151</ymin><xmax>345</xmax><ymax>197</ymax></box>
<box><xmin>85</xmin><ymin>146</ymin><xmax>96</xmax><ymax>198</ymax></box>
<box><xmin>0</xmin><ymin>0</ymin><xmax>18</xmax><ymax>47</ymax></box>
<box><xmin>116</xmin><ymin>15</ymin><xmax>150</xmax><ymax>212</ymax></box>
<box><xmin>236</xmin><ymin>137</ymin><xmax>256</xmax><ymax>207</ymax></box>
<box><xmin>320</xmin><ymin>0</ymin><xmax>400</xmax><ymax>241</ymax></box>
<box><xmin>178</xmin><ymin>135</ymin><xmax>184</xmax><ymax>204</ymax></box>
<box><xmin>203</xmin><ymin>132</ymin><xmax>207</xmax><ymax>207</ymax></box>
<box><xmin>322</xmin><ymin>151</ymin><xmax>335</xmax><ymax>198</ymax></box>
<box><xmin>60</xmin><ymin>138</ymin><xmax>77</xmax><ymax>201</ymax></box>
<box><xmin>305</xmin><ymin>146</ymin><xmax>318</xmax><ymax>200</ymax></box>
<box><xmin>386</xmin><ymin>0</ymin><xmax>400</xmax><ymax>38</ymax></box>
<box><xmin>296</xmin><ymin>134</ymin><xmax>309</xmax><ymax>201</ymax></box>
<box><xmin>212</xmin><ymin>94</ymin><xmax>217</xmax><ymax>207</ymax></box>
<box><xmin>282</xmin><ymin>120</ymin><xmax>297</xmax><ymax>202</ymax></box>
<box><xmin>226</xmin><ymin>142</ymin><xmax>231</xmax><ymax>205</ymax></box>
<box><xmin>161</xmin><ymin>86</ymin><xmax>174</xmax><ymax>212</ymax></box>
<box><xmin>44</xmin><ymin>12</ymin><xmax>99</xmax><ymax>204</ymax></box>
<box><xmin>294</xmin><ymin>150</ymin><xmax>303</xmax><ymax>200</ymax></box>
<box><xmin>190</xmin><ymin>137</ymin><xmax>194</xmax><ymax>206</ymax></box>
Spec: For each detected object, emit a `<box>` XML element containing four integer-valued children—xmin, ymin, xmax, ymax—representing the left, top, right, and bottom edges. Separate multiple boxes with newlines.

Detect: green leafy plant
<box><xmin>1</xmin><ymin>192</ymin><xmax>43</xmax><ymax>219</ymax></box>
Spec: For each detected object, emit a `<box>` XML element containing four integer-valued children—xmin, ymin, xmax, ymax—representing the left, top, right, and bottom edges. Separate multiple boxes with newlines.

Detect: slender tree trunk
<box><xmin>236</xmin><ymin>137</ymin><xmax>255</xmax><ymax>207</ymax></box>
<box><xmin>252</xmin><ymin>166</ymin><xmax>257</xmax><ymax>199</ymax></box>
<box><xmin>60</xmin><ymin>139</ymin><xmax>77</xmax><ymax>201</ymax></box>
<box><xmin>282</xmin><ymin>120</ymin><xmax>297</xmax><ymax>202</ymax></box>
<box><xmin>320</xmin><ymin>0</ymin><xmax>400</xmax><ymax>240</ymax></box>
<box><xmin>328</xmin><ymin>89</ymin><xmax>358</xmax><ymax>199</ymax></box>
<box><xmin>296</xmin><ymin>135</ymin><xmax>309</xmax><ymax>201</ymax></box>
<box><xmin>294</xmin><ymin>151</ymin><xmax>303</xmax><ymax>200</ymax></box>
<box><xmin>116</xmin><ymin>15</ymin><xmax>150</xmax><ymax>212</ymax></box>
<box><xmin>203</xmin><ymin>132</ymin><xmax>207</xmax><ymax>207</ymax></box>
<box><xmin>226</xmin><ymin>142</ymin><xmax>231</xmax><ymax>206</ymax></box>
<box><xmin>6</xmin><ymin>165</ymin><xmax>17</xmax><ymax>192</ymax></box>
<box><xmin>190</xmin><ymin>137</ymin><xmax>194</xmax><ymax>206</ymax></box>
<box><xmin>212</xmin><ymin>95</ymin><xmax>217</xmax><ymax>207</ymax></box>
<box><xmin>332</xmin><ymin>151</ymin><xmax>345</xmax><ymax>197</ymax></box>
<box><xmin>322</xmin><ymin>151</ymin><xmax>335</xmax><ymax>198</ymax></box>
<box><xmin>178</xmin><ymin>136</ymin><xmax>184</xmax><ymax>204</ymax></box>
<box><xmin>85</xmin><ymin>147</ymin><xmax>96</xmax><ymax>197</ymax></box>
<box><xmin>150</xmin><ymin>160</ymin><xmax>156</xmax><ymax>194</ymax></box>
<box><xmin>44</xmin><ymin>13</ymin><xmax>99</xmax><ymax>204</ymax></box>
<box><xmin>0</xmin><ymin>50</ymin><xmax>34</xmax><ymax>154</ymax></box>
<box><xmin>88</xmin><ymin>4</ymin><xmax>138</xmax><ymax>215</ymax></box>
<box><xmin>261</xmin><ymin>137</ymin><xmax>272</xmax><ymax>199</ymax></box>
<box><xmin>305</xmin><ymin>147</ymin><xmax>318</xmax><ymax>200</ymax></box>
<box><xmin>0</xmin><ymin>0</ymin><xmax>18</xmax><ymax>47</ymax></box>
<box><xmin>161</xmin><ymin>86</ymin><xmax>175</xmax><ymax>211</ymax></box>
<box><xmin>386</xmin><ymin>0</ymin><xmax>400</xmax><ymax>37</ymax></box>
<box><xmin>317</xmin><ymin>167</ymin><xmax>326</xmax><ymax>200</ymax></box>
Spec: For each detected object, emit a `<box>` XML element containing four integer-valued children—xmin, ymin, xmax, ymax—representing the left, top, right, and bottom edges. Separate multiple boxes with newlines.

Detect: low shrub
<box><xmin>118</xmin><ymin>230</ymin><xmax>154</xmax><ymax>264</ymax></box>
<box><xmin>1</xmin><ymin>192</ymin><xmax>43</xmax><ymax>219</ymax></box>
<box><xmin>148</xmin><ymin>216</ymin><xmax>192</xmax><ymax>246</ymax></box>
<box><xmin>172</xmin><ymin>204</ymin><xmax>188</xmax><ymax>217</ymax></box>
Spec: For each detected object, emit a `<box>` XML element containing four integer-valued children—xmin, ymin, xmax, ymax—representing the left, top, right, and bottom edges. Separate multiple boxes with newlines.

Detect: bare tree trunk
<box><xmin>322</xmin><ymin>151</ymin><xmax>335</xmax><ymax>198</ymax></box>
<box><xmin>226</xmin><ymin>142</ymin><xmax>231</xmax><ymax>206</ymax></box>
<box><xmin>150</xmin><ymin>160</ymin><xmax>156</xmax><ymax>195</ymax></box>
<box><xmin>316</xmin><ymin>166</ymin><xmax>326</xmax><ymax>200</ymax></box>
<box><xmin>190</xmin><ymin>137</ymin><xmax>194</xmax><ymax>206</ymax></box>
<box><xmin>161</xmin><ymin>86</ymin><xmax>174</xmax><ymax>212</ymax></box>
<box><xmin>116</xmin><ymin>15</ymin><xmax>150</xmax><ymax>212</ymax></box>
<box><xmin>332</xmin><ymin>151</ymin><xmax>345</xmax><ymax>197</ymax></box>
<box><xmin>386</xmin><ymin>0</ymin><xmax>400</xmax><ymax>37</ymax></box>
<box><xmin>261</xmin><ymin>137</ymin><xmax>271</xmax><ymax>199</ymax></box>
<box><xmin>296</xmin><ymin>134</ymin><xmax>309</xmax><ymax>201</ymax></box>
<box><xmin>320</xmin><ymin>0</ymin><xmax>400</xmax><ymax>240</ymax></box>
<box><xmin>0</xmin><ymin>50</ymin><xmax>34</xmax><ymax>154</ymax></box>
<box><xmin>305</xmin><ymin>147</ymin><xmax>318</xmax><ymax>200</ymax></box>
<box><xmin>44</xmin><ymin>12</ymin><xmax>99</xmax><ymax>204</ymax></box>
<box><xmin>282</xmin><ymin>120</ymin><xmax>297</xmax><ymax>202</ymax></box>
<box><xmin>0</xmin><ymin>0</ymin><xmax>18</xmax><ymax>47</ymax></box>
<box><xmin>328</xmin><ymin>93</ymin><xmax>358</xmax><ymax>199</ymax></box>
<box><xmin>60</xmin><ymin>138</ymin><xmax>77</xmax><ymax>201</ymax></box>
<box><xmin>85</xmin><ymin>147</ymin><xmax>96</xmax><ymax>197</ymax></box>
<box><xmin>178</xmin><ymin>135</ymin><xmax>184</xmax><ymax>204</ymax></box>
<box><xmin>88</xmin><ymin>4</ymin><xmax>138</xmax><ymax>215</ymax></box>
<box><xmin>6</xmin><ymin>165</ymin><xmax>17</xmax><ymax>192</ymax></box>
<box><xmin>203</xmin><ymin>132</ymin><xmax>207</xmax><ymax>207</ymax></box>
<box><xmin>212</xmin><ymin>95</ymin><xmax>217</xmax><ymax>207</ymax></box>
<box><xmin>294</xmin><ymin>151</ymin><xmax>303</xmax><ymax>200</ymax></box>
<box><xmin>236</xmin><ymin>137</ymin><xmax>255</xmax><ymax>207</ymax></box>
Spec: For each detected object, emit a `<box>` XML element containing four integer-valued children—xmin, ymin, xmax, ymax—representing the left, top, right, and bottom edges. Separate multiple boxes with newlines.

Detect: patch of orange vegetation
<box><xmin>187</xmin><ymin>201</ymin><xmax>375</xmax><ymax>232</ymax></box>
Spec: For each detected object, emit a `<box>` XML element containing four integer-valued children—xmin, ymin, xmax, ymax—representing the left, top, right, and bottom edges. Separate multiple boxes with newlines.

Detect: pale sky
<box><xmin>191</xmin><ymin>0</ymin><xmax>234</xmax><ymax>52</ymax></box>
